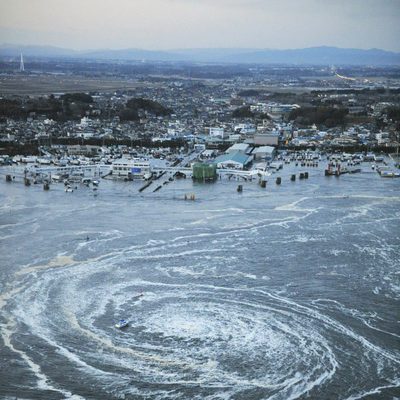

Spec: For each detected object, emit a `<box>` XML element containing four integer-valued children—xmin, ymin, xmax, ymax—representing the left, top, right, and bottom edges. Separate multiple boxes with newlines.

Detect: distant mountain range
<box><xmin>1</xmin><ymin>45</ymin><xmax>399</xmax><ymax>66</ymax></box>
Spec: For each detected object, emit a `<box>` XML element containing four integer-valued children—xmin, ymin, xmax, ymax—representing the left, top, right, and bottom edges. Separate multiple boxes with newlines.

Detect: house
<box><xmin>214</xmin><ymin>151</ymin><xmax>253</xmax><ymax>169</ymax></box>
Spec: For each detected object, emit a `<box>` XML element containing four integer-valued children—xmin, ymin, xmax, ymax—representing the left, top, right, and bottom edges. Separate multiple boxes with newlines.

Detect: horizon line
<box><xmin>0</xmin><ymin>44</ymin><xmax>398</xmax><ymax>54</ymax></box>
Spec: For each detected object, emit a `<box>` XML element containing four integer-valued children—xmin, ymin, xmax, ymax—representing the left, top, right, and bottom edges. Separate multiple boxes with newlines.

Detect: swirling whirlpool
<box><xmin>2</xmin><ymin>253</ymin><xmax>398</xmax><ymax>400</ymax></box>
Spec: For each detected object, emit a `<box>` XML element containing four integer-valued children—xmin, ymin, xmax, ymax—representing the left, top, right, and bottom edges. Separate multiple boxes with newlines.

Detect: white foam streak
<box><xmin>345</xmin><ymin>380</ymin><xmax>400</xmax><ymax>400</ymax></box>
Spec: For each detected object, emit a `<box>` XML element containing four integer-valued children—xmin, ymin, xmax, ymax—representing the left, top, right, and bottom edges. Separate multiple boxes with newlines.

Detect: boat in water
<box><xmin>115</xmin><ymin>319</ymin><xmax>129</xmax><ymax>329</ymax></box>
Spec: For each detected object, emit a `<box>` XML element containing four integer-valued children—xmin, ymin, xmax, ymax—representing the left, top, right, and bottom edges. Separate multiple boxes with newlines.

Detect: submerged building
<box><xmin>192</xmin><ymin>163</ymin><xmax>217</xmax><ymax>181</ymax></box>
<box><xmin>214</xmin><ymin>151</ymin><xmax>253</xmax><ymax>169</ymax></box>
<box><xmin>111</xmin><ymin>158</ymin><xmax>151</xmax><ymax>178</ymax></box>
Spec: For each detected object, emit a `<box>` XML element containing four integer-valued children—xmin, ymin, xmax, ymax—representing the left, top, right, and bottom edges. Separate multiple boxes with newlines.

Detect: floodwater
<box><xmin>0</xmin><ymin>162</ymin><xmax>399</xmax><ymax>399</ymax></box>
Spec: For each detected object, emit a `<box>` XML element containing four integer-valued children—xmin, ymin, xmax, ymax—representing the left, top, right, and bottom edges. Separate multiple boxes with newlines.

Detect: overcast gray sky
<box><xmin>0</xmin><ymin>0</ymin><xmax>399</xmax><ymax>51</ymax></box>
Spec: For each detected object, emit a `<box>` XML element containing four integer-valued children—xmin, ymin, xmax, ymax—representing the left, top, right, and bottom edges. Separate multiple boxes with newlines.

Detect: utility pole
<box><xmin>19</xmin><ymin>53</ymin><xmax>25</xmax><ymax>72</ymax></box>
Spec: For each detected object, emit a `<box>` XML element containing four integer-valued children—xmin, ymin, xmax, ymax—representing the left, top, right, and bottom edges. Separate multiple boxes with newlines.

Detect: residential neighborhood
<box><xmin>1</xmin><ymin>63</ymin><xmax>399</xmax><ymax>169</ymax></box>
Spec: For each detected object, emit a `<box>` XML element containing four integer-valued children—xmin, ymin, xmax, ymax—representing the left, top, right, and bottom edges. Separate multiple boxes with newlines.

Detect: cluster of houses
<box><xmin>1</xmin><ymin>76</ymin><xmax>399</xmax><ymax>160</ymax></box>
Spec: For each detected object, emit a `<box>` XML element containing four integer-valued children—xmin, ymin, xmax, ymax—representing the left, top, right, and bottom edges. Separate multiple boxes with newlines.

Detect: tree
<box><xmin>119</xmin><ymin>108</ymin><xmax>139</xmax><ymax>121</ymax></box>
<box><xmin>232</xmin><ymin>106</ymin><xmax>254</xmax><ymax>118</ymax></box>
<box><xmin>0</xmin><ymin>99</ymin><xmax>25</xmax><ymax>119</ymax></box>
<box><xmin>237</xmin><ymin>89</ymin><xmax>260</xmax><ymax>97</ymax></box>
<box><xmin>289</xmin><ymin>107</ymin><xmax>349</xmax><ymax>128</ymax></box>
<box><xmin>387</xmin><ymin>107</ymin><xmax>400</xmax><ymax>122</ymax></box>
<box><xmin>126</xmin><ymin>98</ymin><xmax>173</xmax><ymax>116</ymax></box>
<box><xmin>60</xmin><ymin>93</ymin><xmax>93</xmax><ymax>104</ymax></box>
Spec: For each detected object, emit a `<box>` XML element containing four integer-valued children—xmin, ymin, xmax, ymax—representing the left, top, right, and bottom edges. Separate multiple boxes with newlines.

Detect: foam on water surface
<box><xmin>0</xmin><ymin>170</ymin><xmax>399</xmax><ymax>399</ymax></box>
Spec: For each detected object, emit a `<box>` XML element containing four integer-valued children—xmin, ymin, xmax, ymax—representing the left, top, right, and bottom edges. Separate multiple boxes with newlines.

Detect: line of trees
<box><xmin>0</xmin><ymin>93</ymin><xmax>94</xmax><ymax>121</ymax></box>
<box><xmin>289</xmin><ymin>106</ymin><xmax>349</xmax><ymax>128</ymax></box>
<box><xmin>0</xmin><ymin>137</ymin><xmax>187</xmax><ymax>156</ymax></box>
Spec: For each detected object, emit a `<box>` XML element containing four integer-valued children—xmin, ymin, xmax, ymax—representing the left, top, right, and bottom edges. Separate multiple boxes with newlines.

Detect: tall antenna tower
<box><xmin>19</xmin><ymin>53</ymin><xmax>25</xmax><ymax>72</ymax></box>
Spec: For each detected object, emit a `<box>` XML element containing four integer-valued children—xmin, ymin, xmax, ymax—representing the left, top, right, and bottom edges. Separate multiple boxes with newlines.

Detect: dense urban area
<box><xmin>0</xmin><ymin>58</ymin><xmax>399</xmax><ymax>175</ymax></box>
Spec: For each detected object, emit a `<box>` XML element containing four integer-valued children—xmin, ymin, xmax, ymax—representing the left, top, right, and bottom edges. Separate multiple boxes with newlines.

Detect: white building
<box><xmin>79</xmin><ymin>117</ymin><xmax>92</xmax><ymax>128</ymax></box>
<box><xmin>267</xmin><ymin>103</ymin><xmax>300</xmax><ymax>120</ymax></box>
<box><xmin>208</xmin><ymin>127</ymin><xmax>225</xmax><ymax>138</ymax></box>
<box><xmin>79</xmin><ymin>132</ymin><xmax>96</xmax><ymax>139</ymax></box>
<box><xmin>375</xmin><ymin>132</ymin><xmax>390</xmax><ymax>145</ymax></box>
<box><xmin>226</xmin><ymin>143</ymin><xmax>252</xmax><ymax>154</ymax></box>
<box><xmin>112</xmin><ymin>158</ymin><xmax>151</xmax><ymax>178</ymax></box>
<box><xmin>250</xmin><ymin>103</ymin><xmax>268</xmax><ymax>113</ymax></box>
<box><xmin>253</xmin><ymin>146</ymin><xmax>275</xmax><ymax>161</ymax></box>
<box><xmin>234</xmin><ymin>123</ymin><xmax>256</xmax><ymax>135</ymax></box>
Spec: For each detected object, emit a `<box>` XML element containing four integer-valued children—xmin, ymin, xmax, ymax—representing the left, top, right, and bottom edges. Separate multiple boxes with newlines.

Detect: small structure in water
<box><xmin>192</xmin><ymin>163</ymin><xmax>217</xmax><ymax>182</ymax></box>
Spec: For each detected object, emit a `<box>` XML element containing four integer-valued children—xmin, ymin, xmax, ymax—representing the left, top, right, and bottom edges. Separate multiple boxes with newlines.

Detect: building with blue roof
<box><xmin>214</xmin><ymin>151</ymin><xmax>253</xmax><ymax>169</ymax></box>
